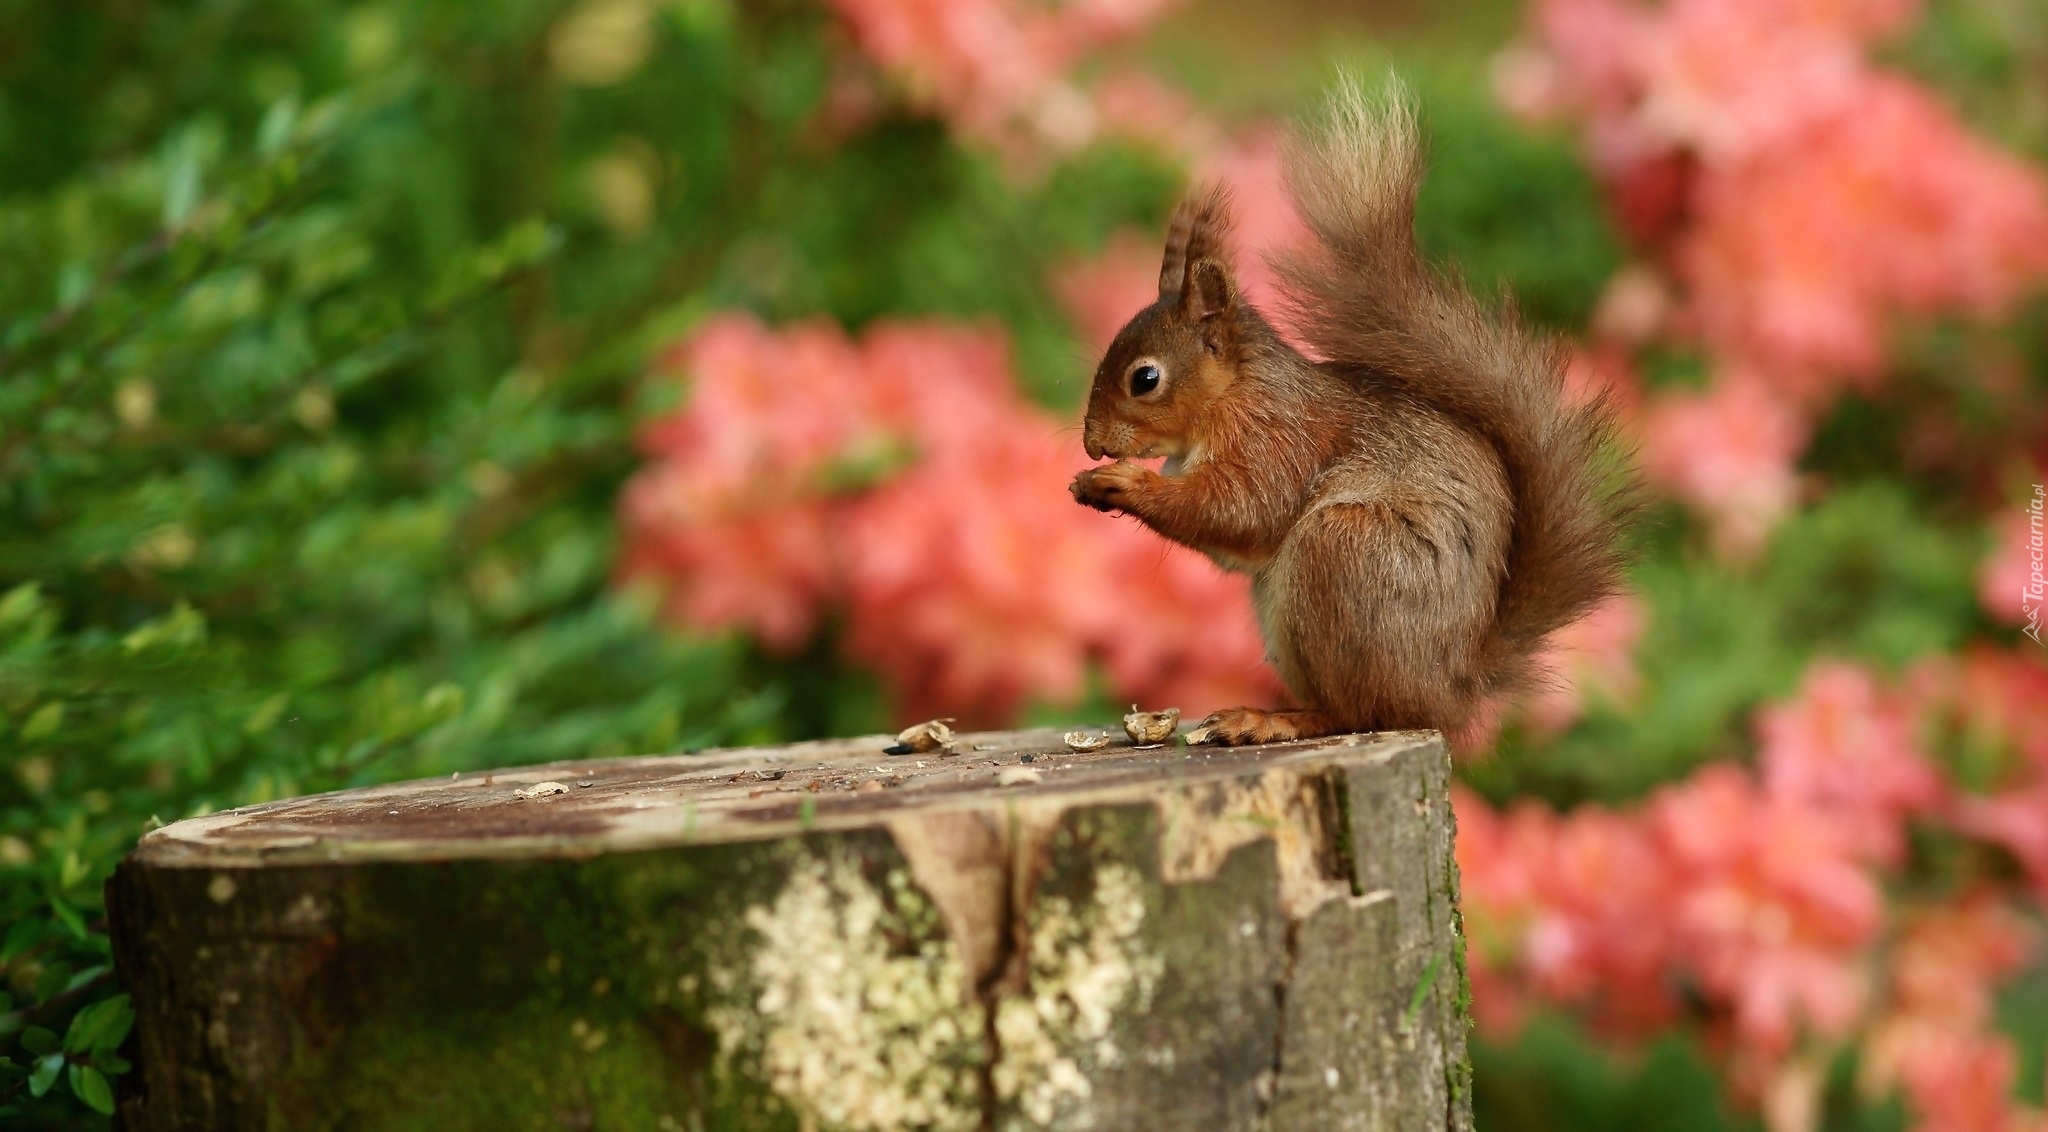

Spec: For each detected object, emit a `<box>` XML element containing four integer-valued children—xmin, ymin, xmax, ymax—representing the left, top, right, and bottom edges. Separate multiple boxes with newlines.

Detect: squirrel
<box><xmin>1070</xmin><ymin>78</ymin><xmax>1635</xmax><ymax>747</ymax></box>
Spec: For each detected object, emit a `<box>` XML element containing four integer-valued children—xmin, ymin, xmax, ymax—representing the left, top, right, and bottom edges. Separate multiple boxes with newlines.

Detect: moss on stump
<box><xmin>108</xmin><ymin>728</ymin><xmax>1474</xmax><ymax>1131</ymax></box>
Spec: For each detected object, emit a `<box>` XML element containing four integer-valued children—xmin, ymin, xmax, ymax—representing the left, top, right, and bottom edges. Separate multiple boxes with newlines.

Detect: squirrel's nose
<box><xmin>1083</xmin><ymin>423</ymin><xmax>1105</xmax><ymax>460</ymax></box>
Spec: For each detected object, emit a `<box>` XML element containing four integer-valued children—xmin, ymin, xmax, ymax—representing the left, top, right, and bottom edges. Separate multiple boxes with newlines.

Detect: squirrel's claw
<box><xmin>1069</xmin><ymin>468</ymin><xmax>1121</xmax><ymax>512</ymax></box>
<box><xmin>1189</xmin><ymin>707</ymin><xmax>1337</xmax><ymax>746</ymax></box>
<box><xmin>1071</xmin><ymin>463</ymin><xmax>1148</xmax><ymax>513</ymax></box>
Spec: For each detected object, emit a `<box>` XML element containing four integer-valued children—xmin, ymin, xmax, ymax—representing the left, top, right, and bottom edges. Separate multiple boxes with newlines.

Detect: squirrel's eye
<box><xmin>1128</xmin><ymin>363</ymin><xmax>1162</xmax><ymax>396</ymax></box>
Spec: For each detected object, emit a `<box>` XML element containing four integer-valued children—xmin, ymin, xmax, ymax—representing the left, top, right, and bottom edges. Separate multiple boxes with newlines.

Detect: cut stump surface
<box><xmin>110</xmin><ymin>727</ymin><xmax>1474</xmax><ymax>1131</ymax></box>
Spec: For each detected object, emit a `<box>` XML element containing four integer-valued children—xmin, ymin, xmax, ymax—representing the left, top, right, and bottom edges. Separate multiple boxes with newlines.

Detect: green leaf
<box><xmin>162</xmin><ymin>131</ymin><xmax>204</xmax><ymax>228</ymax></box>
<box><xmin>1403</xmin><ymin>956</ymin><xmax>1442</xmax><ymax>1029</ymax></box>
<box><xmin>0</xmin><ymin>583</ymin><xmax>43</xmax><ymax>625</ymax></box>
<box><xmin>65</xmin><ymin>994</ymin><xmax>132</xmax><ymax>1054</ymax></box>
<box><xmin>27</xmin><ymin>1053</ymin><xmax>62</xmax><ymax>1098</ymax></box>
<box><xmin>63</xmin><ymin>965</ymin><xmax>109</xmax><ymax>996</ymax></box>
<box><xmin>96</xmin><ymin>996</ymin><xmax>131</xmax><ymax>1053</ymax></box>
<box><xmin>48</xmin><ymin>897</ymin><xmax>87</xmax><ymax>941</ymax></box>
<box><xmin>19</xmin><ymin>701</ymin><xmax>63</xmax><ymax>741</ymax></box>
<box><xmin>70</xmin><ymin>1063</ymin><xmax>114</xmax><ymax>1114</ymax></box>
<box><xmin>20</xmin><ymin>1027</ymin><xmax>59</xmax><ymax>1057</ymax></box>
<box><xmin>120</xmin><ymin>601</ymin><xmax>209</xmax><ymax>654</ymax></box>
<box><xmin>0</xmin><ymin>919</ymin><xmax>41</xmax><ymax>960</ymax></box>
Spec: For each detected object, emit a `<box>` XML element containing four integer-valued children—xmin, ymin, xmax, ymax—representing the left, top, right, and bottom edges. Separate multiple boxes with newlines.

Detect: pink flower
<box><xmin>1057</xmin><ymin>131</ymin><xmax>1322</xmax><ymax>356</ymax></box>
<box><xmin>1640</xmin><ymin>369</ymin><xmax>1808</xmax><ymax>554</ymax></box>
<box><xmin>1755</xmin><ymin>661</ymin><xmax>1945</xmax><ymax>864</ymax></box>
<box><xmin>825</xmin><ymin>0</ymin><xmax>1181</xmax><ymax>156</ymax></box>
<box><xmin>1194</xmin><ymin>130</ymin><xmax>1315</xmax><ymax>314</ymax></box>
<box><xmin>1682</xmin><ymin>78</ymin><xmax>2048</xmax><ymax>378</ymax></box>
<box><xmin>1516</xmin><ymin>0</ymin><xmax>1919</xmax><ymax>161</ymax></box>
<box><xmin>618</xmin><ymin>497</ymin><xmax>839</xmax><ymax>652</ymax></box>
<box><xmin>1508</xmin><ymin>0</ymin><xmax>2048</xmax><ymax>434</ymax></box>
<box><xmin>1454</xmin><ymin>787</ymin><xmax>1566</xmax><ymax>1035</ymax></box>
<box><xmin>1952</xmin><ymin>785</ymin><xmax>2048</xmax><ymax>902</ymax></box>
<box><xmin>1526</xmin><ymin>807</ymin><xmax>1683</xmax><ymax>1031</ymax></box>
<box><xmin>1978</xmin><ymin>496</ymin><xmax>2048</xmax><ymax>630</ymax></box>
<box><xmin>620</xmin><ymin>315</ymin><xmax>883</xmax><ymax>648</ymax></box>
<box><xmin>1054</xmin><ymin>228</ymin><xmax>1162</xmax><ymax>355</ymax></box>
<box><xmin>1862</xmin><ymin>899</ymin><xmax>2044</xmax><ymax>1132</ymax></box>
<box><xmin>1883</xmin><ymin>898</ymin><xmax>2035</xmax><ymax>1031</ymax></box>
<box><xmin>622</xmin><ymin>311</ymin><xmax>1278</xmax><ymax>726</ymax></box>
<box><xmin>1589</xmin><ymin>267</ymin><xmax>1673</xmax><ymax>346</ymax></box>
<box><xmin>1898</xmin><ymin>1035</ymin><xmax>2048</xmax><ymax>1132</ymax></box>
<box><xmin>1094</xmin><ymin>537</ymin><xmax>1282</xmax><ymax>719</ymax></box>
<box><xmin>1653</xmin><ymin>764</ymin><xmax>1882</xmax><ymax>1053</ymax></box>
<box><xmin>1944</xmin><ymin>649</ymin><xmax>2048</xmax><ymax>773</ymax></box>
<box><xmin>1524</xmin><ymin>592</ymin><xmax>1646</xmax><ymax>732</ymax></box>
<box><xmin>636</xmin><ymin>316</ymin><xmax>883</xmax><ymax>503</ymax></box>
<box><xmin>839</xmin><ymin>426</ymin><xmax>1114</xmax><ymax>721</ymax></box>
<box><xmin>1088</xmin><ymin>70</ymin><xmax>1221</xmax><ymax>159</ymax></box>
<box><xmin>1908</xmin><ymin>649</ymin><xmax>2048</xmax><ymax>896</ymax></box>
<box><xmin>1459</xmin><ymin>751</ymin><xmax>1927</xmax><ymax>1068</ymax></box>
<box><xmin>1562</xmin><ymin>345</ymin><xmax>1645</xmax><ymax>420</ymax></box>
<box><xmin>1455</xmin><ymin>787</ymin><xmax>1683</xmax><ymax>1036</ymax></box>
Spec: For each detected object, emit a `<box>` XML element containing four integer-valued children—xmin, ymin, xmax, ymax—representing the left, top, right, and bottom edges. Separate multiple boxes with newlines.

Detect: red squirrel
<box><xmin>1070</xmin><ymin>79</ymin><xmax>1634</xmax><ymax>746</ymax></box>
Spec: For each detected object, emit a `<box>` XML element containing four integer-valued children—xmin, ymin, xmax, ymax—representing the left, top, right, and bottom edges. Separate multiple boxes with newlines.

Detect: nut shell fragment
<box><xmin>996</xmin><ymin>767</ymin><xmax>1043</xmax><ymax>786</ymax></box>
<box><xmin>514</xmin><ymin>781</ymin><xmax>570</xmax><ymax>799</ymax></box>
<box><xmin>1122</xmin><ymin>706</ymin><xmax>1180</xmax><ymax>745</ymax></box>
<box><xmin>1063</xmin><ymin>731</ymin><xmax>1110</xmax><ymax>752</ymax></box>
<box><xmin>889</xmin><ymin>718</ymin><xmax>956</xmax><ymax>755</ymax></box>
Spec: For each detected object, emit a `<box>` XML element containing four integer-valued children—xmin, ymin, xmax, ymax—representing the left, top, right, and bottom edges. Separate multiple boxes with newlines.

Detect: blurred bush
<box><xmin>2</xmin><ymin>0</ymin><xmax>2044</xmax><ymax>1128</ymax></box>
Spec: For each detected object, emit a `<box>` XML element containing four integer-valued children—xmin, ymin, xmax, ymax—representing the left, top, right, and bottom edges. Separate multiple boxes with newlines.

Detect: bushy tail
<box><xmin>1273</xmin><ymin>75</ymin><xmax>1637</xmax><ymax>696</ymax></box>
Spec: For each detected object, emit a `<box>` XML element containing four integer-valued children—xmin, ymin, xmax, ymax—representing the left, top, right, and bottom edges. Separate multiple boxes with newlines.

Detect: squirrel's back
<box><xmin>1274</xmin><ymin>77</ymin><xmax>1636</xmax><ymax>698</ymax></box>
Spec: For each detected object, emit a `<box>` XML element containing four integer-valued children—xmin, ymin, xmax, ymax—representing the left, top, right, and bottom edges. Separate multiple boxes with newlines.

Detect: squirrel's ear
<box><xmin>1158</xmin><ymin>186</ymin><xmax>1234</xmax><ymax>301</ymax></box>
<box><xmin>1183</xmin><ymin>257</ymin><xmax>1236</xmax><ymax>325</ymax></box>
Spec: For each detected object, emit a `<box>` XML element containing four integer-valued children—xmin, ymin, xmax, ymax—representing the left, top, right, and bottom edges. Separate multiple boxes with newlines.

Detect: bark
<box><xmin>108</xmin><ymin>727</ymin><xmax>1474</xmax><ymax>1131</ymax></box>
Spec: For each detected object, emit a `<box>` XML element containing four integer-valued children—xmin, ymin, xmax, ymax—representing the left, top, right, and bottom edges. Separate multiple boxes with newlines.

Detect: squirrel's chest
<box><xmin>1198</xmin><ymin>547</ymin><xmax>1273</xmax><ymax>574</ymax></box>
<box><xmin>1249</xmin><ymin>564</ymin><xmax>1302</xmax><ymax>687</ymax></box>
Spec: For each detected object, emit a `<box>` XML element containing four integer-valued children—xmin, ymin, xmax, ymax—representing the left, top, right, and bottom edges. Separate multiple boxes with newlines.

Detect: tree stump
<box><xmin>108</xmin><ymin>727</ymin><xmax>1474</xmax><ymax>1132</ymax></box>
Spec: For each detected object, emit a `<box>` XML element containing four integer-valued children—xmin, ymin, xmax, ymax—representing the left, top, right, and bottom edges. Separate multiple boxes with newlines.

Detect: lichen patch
<box><xmin>705</xmin><ymin>852</ymin><xmax>984</xmax><ymax>1131</ymax></box>
<box><xmin>992</xmin><ymin>863</ymin><xmax>1161</xmax><ymax>1129</ymax></box>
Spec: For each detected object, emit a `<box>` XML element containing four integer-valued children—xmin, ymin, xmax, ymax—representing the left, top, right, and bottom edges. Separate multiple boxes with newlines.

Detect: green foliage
<box><xmin>1466</xmin><ymin>482</ymin><xmax>1986</xmax><ymax>806</ymax></box>
<box><xmin>1412</xmin><ymin>73</ymin><xmax>1625</xmax><ymax>331</ymax></box>
<box><xmin>1473</xmin><ymin>1014</ymin><xmax>1757</xmax><ymax>1132</ymax></box>
<box><xmin>0</xmin><ymin>1</ymin><xmax>1179</xmax><ymax>1121</ymax></box>
<box><xmin>1473</xmin><ymin>1013</ymin><xmax>1921</xmax><ymax>1132</ymax></box>
<box><xmin>0</xmin><ymin>1</ymin><xmax>2024</xmax><ymax>1127</ymax></box>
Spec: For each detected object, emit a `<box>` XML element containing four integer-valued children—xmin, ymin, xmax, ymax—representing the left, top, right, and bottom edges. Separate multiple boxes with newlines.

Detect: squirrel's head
<box><xmin>1082</xmin><ymin>188</ymin><xmax>1244</xmax><ymax>462</ymax></box>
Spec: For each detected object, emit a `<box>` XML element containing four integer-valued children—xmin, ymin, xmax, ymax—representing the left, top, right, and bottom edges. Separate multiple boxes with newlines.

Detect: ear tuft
<box><xmin>1158</xmin><ymin>187</ymin><xmax>1236</xmax><ymax>301</ymax></box>
<box><xmin>1184</xmin><ymin>257</ymin><xmax>1235</xmax><ymax>323</ymax></box>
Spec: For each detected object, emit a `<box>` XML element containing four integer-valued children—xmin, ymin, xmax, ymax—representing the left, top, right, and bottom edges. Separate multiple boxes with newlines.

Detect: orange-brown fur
<box><xmin>1071</xmin><ymin>79</ymin><xmax>1635</xmax><ymax>745</ymax></box>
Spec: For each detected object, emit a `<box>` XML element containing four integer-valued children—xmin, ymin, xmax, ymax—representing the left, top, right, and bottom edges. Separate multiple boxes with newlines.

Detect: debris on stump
<box><xmin>1123</xmin><ymin>706</ymin><xmax>1180</xmax><ymax>747</ymax></box>
<box><xmin>885</xmin><ymin>718</ymin><xmax>956</xmax><ymax>756</ymax></box>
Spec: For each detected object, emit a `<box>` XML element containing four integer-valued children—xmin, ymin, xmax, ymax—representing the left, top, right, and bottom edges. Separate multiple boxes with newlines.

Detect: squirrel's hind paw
<box><xmin>1187</xmin><ymin>708</ymin><xmax>1340</xmax><ymax>746</ymax></box>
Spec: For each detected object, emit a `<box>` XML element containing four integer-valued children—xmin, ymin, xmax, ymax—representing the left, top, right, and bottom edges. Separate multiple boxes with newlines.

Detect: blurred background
<box><xmin>2</xmin><ymin>0</ymin><xmax>2045</xmax><ymax>1126</ymax></box>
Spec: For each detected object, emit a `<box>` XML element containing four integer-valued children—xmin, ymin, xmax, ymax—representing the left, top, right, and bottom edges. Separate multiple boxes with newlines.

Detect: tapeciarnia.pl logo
<box><xmin>2024</xmin><ymin>483</ymin><xmax>2045</xmax><ymax>647</ymax></box>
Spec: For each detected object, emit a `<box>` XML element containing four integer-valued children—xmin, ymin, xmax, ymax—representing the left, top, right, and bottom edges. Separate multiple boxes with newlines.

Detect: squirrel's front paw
<box><xmin>1070</xmin><ymin>462</ymin><xmax>1151</xmax><ymax>513</ymax></box>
